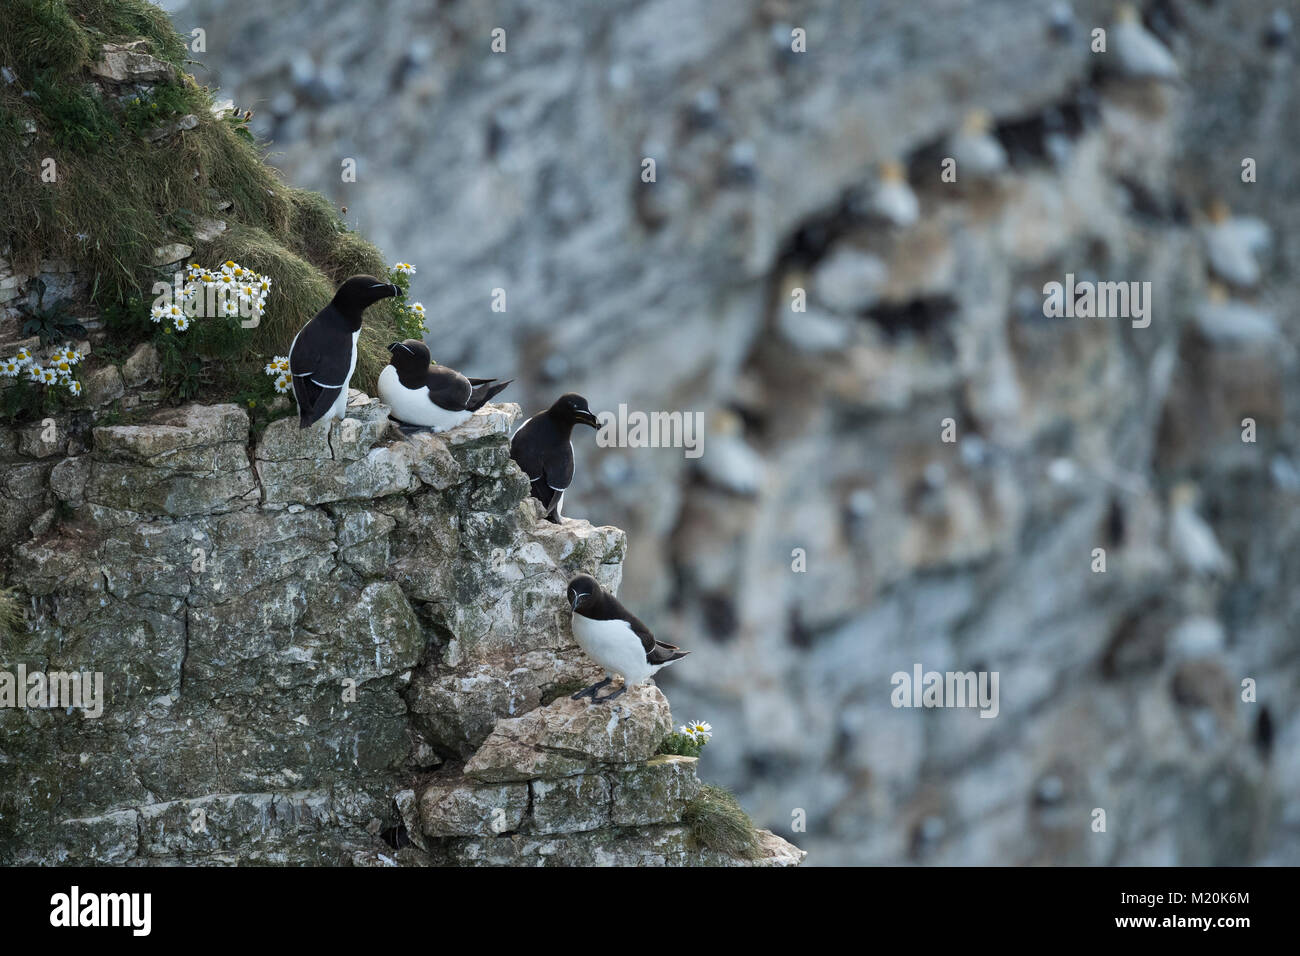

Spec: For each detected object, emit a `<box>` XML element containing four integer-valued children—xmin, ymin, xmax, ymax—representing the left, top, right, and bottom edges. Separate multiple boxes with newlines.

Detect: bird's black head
<box><xmin>332</xmin><ymin>275</ymin><xmax>399</xmax><ymax>315</ymax></box>
<box><xmin>387</xmin><ymin>338</ymin><xmax>431</xmax><ymax>377</ymax></box>
<box><xmin>567</xmin><ymin>574</ymin><xmax>601</xmax><ymax>612</ymax></box>
<box><xmin>548</xmin><ymin>392</ymin><xmax>600</xmax><ymax>429</ymax></box>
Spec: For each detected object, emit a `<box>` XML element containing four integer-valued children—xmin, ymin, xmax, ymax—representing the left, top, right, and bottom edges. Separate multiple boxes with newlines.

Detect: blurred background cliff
<box><xmin>159</xmin><ymin>0</ymin><xmax>1298</xmax><ymax>864</ymax></box>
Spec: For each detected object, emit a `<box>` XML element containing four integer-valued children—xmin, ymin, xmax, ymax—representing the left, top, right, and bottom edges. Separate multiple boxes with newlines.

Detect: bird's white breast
<box><xmin>377</xmin><ymin>365</ymin><xmax>472</xmax><ymax>431</ymax></box>
<box><xmin>571</xmin><ymin>614</ymin><xmax>653</xmax><ymax>685</ymax></box>
<box><xmin>324</xmin><ymin>329</ymin><xmax>360</xmax><ymax>424</ymax></box>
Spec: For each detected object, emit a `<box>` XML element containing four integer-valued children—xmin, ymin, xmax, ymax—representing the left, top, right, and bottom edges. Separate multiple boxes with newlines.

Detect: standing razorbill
<box><xmin>566</xmin><ymin>574</ymin><xmax>688</xmax><ymax>703</ymax></box>
<box><xmin>509</xmin><ymin>393</ymin><xmax>600</xmax><ymax>523</ymax></box>
<box><xmin>378</xmin><ymin>339</ymin><xmax>511</xmax><ymax>432</ymax></box>
<box><xmin>288</xmin><ymin>275</ymin><xmax>397</xmax><ymax>429</ymax></box>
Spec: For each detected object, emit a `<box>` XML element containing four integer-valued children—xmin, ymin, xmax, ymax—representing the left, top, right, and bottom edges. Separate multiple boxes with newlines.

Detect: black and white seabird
<box><xmin>378</xmin><ymin>338</ymin><xmax>511</xmax><ymax>432</ymax></box>
<box><xmin>289</xmin><ymin>275</ymin><xmax>397</xmax><ymax>429</ymax></box>
<box><xmin>509</xmin><ymin>393</ymin><xmax>600</xmax><ymax>523</ymax></box>
<box><xmin>566</xmin><ymin>574</ymin><xmax>688</xmax><ymax>703</ymax></box>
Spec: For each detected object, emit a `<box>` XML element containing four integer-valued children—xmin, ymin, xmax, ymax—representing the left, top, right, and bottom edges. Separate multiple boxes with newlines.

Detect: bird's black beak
<box><xmin>576</xmin><ymin>410</ymin><xmax>600</xmax><ymax>429</ymax></box>
<box><xmin>569</xmin><ymin>591</ymin><xmax>579</xmax><ymax>610</ymax></box>
<box><xmin>389</xmin><ymin>283</ymin><xmax>399</xmax><ymax>298</ymax></box>
<box><xmin>387</xmin><ymin>342</ymin><xmax>399</xmax><ymax>353</ymax></box>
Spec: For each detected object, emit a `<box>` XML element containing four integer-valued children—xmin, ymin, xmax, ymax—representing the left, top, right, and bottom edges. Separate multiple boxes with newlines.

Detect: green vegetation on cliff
<box><xmin>0</xmin><ymin>0</ymin><xmax>405</xmax><ymax>411</ymax></box>
<box><xmin>683</xmin><ymin>785</ymin><xmax>762</xmax><ymax>859</ymax></box>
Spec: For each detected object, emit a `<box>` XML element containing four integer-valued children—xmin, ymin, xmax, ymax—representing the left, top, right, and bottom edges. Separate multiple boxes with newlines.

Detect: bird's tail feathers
<box><xmin>467</xmin><ymin>378</ymin><xmax>513</xmax><ymax>411</ymax></box>
<box><xmin>650</xmin><ymin>644</ymin><xmax>689</xmax><ymax>666</ymax></box>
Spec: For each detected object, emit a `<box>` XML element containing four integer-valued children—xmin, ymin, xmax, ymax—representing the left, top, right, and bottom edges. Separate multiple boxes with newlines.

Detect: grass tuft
<box><xmin>0</xmin><ymin>0</ymin><xmax>408</xmax><ymax>420</ymax></box>
<box><xmin>0</xmin><ymin>587</ymin><xmax>24</xmax><ymax>638</ymax></box>
<box><xmin>683</xmin><ymin>785</ymin><xmax>762</xmax><ymax>860</ymax></box>
<box><xmin>0</xmin><ymin>0</ymin><xmax>94</xmax><ymax>80</ymax></box>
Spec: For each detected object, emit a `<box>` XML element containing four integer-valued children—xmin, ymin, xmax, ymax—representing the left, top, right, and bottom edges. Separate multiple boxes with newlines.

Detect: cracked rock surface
<box><xmin>0</xmin><ymin>395</ymin><xmax>800</xmax><ymax>866</ymax></box>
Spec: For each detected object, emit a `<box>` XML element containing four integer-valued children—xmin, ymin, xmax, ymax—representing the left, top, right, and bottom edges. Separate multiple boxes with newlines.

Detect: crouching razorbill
<box><xmin>289</xmin><ymin>275</ymin><xmax>397</xmax><ymax>428</ymax></box>
<box><xmin>509</xmin><ymin>393</ymin><xmax>600</xmax><ymax>523</ymax></box>
<box><xmin>566</xmin><ymin>574</ymin><xmax>688</xmax><ymax>703</ymax></box>
<box><xmin>378</xmin><ymin>338</ymin><xmax>511</xmax><ymax>432</ymax></box>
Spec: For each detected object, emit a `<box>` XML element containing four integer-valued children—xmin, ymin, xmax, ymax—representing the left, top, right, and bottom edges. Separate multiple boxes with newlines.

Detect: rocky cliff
<box><xmin>0</xmin><ymin>392</ymin><xmax>800</xmax><ymax>865</ymax></box>
<box><xmin>165</xmin><ymin>0</ymin><xmax>1300</xmax><ymax>865</ymax></box>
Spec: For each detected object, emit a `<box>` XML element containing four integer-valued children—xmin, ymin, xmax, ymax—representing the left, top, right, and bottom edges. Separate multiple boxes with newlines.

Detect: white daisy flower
<box><xmin>15</xmin><ymin>347</ymin><xmax>32</xmax><ymax>365</ymax></box>
<box><xmin>150</xmin><ymin>303</ymin><xmax>167</xmax><ymax>323</ymax></box>
<box><xmin>410</xmin><ymin>302</ymin><xmax>426</xmax><ymax>316</ymax></box>
<box><xmin>257</xmin><ymin>276</ymin><xmax>272</xmax><ymax>294</ymax></box>
<box><xmin>392</xmin><ymin>262</ymin><xmax>416</xmax><ymax>275</ymax></box>
<box><xmin>186</xmin><ymin>262</ymin><xmax>204</xmax><ymax>279</ymax></box>
<box><xmin>222</xmin><ymin>299</ymin><xmax>240</xmax><ymax>318</ymax></box>
<box><xmin>26</xmin><ymin>364</ymin><xmax>44</xmax><ymax>382</ymax></box>
<box><xmin>165</xmin><ymin>302</ymin><xmax>185</xmax><ymax>320</ymax></box>
<box><xmin>39</xmin><ymin>367</ymin><xmax>58</xmax><ymax>385</ymax></box>
<box><xmin>1</xmin><ymin>358</ymin><xmax>20</xmax><ymax>377</ymax></box>
<box><xmin>677</xmin><ymin>723</ymin><xmax>698</xmax><ymax>741</ymax></box>
<box><xmin>67</xmin><ymin>380</ymin><xmax>82</xmax><ymax>396</ymax></box>
<box><xmin>685</xmin><ymin>720</ymin><xmax>712</xmax><ymax>741</ymax></box>
<box><xmin>274</xmin><ymin>373</ymin><xmax>292</xmax><ymax>394</ymax></box>
<box><xmin>173</xmin><ymin>315</ymin><xmax>190</xmax><ymax>332</ymax></box>
<box><xmin>221</xmin><ymin>260</ymin><xmax>237</xmax><ymax>275</ymax></box>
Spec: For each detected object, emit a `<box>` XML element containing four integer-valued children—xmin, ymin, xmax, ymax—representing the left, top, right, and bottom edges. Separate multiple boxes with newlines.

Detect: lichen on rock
<box><xmin>0</xmin><ymin>393</ymin><xmax>801</xmax><ymax>866</ymax></box>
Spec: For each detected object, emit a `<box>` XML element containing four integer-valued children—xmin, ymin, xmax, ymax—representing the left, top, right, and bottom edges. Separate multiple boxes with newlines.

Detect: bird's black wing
<box><xmin>289</xmin><ymin>312</ymin><xmax>350</xmax><ymax>428</ymax></box>
<box><xmin>510</xmin><ymin>419</ymin><xmax>572</xmax><ymax>515</ymax></box>
<box><xmin>539</xmin><ymin>440</ymin><xmax>575</xmax><ymax>499</ymax></box>
<box><xmin>423</xmin><ymin>366</ymin><xmax>472</xmax><ymax>411</ymax></box>
<box><xmin>466</xmin><ymin>379</ymin><xmax>511</xmax><ymax>411</ymax></box>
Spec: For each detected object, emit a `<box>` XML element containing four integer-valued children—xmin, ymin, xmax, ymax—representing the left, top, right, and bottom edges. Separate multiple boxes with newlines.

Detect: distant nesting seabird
<box><xmin>944</xmin><ymin>110</ymin><xmax>1007</xmax><ymax>179</ymax></box>
<box><xmin>509</xmin><ymin>393</ymin><xmax>600</xmax><ymax>522</ymax></box>
<box><xmin>566</xmin><ymin>574</ymin><xmax>688</xmax><ymax>703</ymax></box>
<box><xmin>1201</xmin><ymin>200</ymin><xmax>1271</xmax><ymax>289</ymax></box>
<box><xmin>289</xmin><ymin>275</ymin><xmax>397</xmax><ymax>428</ymax></box>
<box><xmin>1108</xmin><ymin>3</ymin><xmax>1180</xmax><ymax>81</ymax></box>
<box><xmin>869</xmin><ymin>161</ymin><xmax>920</xmax><ymax>227</ymax></box>
<box><xmin>695</xmin><ymin>408</ymin><xmax>764</xmax><ymax>496</ymax></box>
<box><xmin>378</xmin><ymin>338</ymin><xmax>511</xmax><ymax>432</ymax></box>
<box><xmin>1194</xmin><ymin>282</ymin><xmax>1278</xmax><ymax>346</ymax></box>
<box><xmin>1169</xmin><ymin>482</ymin><xmax>1233</xmax><ymax>579</ymax></box>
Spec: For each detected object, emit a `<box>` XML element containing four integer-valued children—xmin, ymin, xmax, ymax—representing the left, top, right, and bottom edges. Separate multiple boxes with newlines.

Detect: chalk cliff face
<box><xmin>0</xmin><ymin>393</ymin><xmax>800</xmax><ymax>866</ymax></box>
<box><xmin>161</xmin><ymin>0</ymin><xmax>1300</xmax><ymax>865</ymax></box>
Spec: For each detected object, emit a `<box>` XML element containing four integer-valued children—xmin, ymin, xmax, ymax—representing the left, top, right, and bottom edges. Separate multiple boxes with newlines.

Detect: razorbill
<box><xmin>289</xmin><ymin>275</ymin><xmax>397</xmax><ymax>429</ymax></box>
<box><xmin>378</xmin><ymin>338</ymin><xmax>511</xmax><ymax>432</ymax></box>
<box><xmin>509</xmin><ymin>393</ymin><xmax>600</xmax><ymax>523</ymax></box>
<box><xmin>566</xmin><ymin>574</ymin><xmax>688</xmax><ymax>703</ymax></box>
